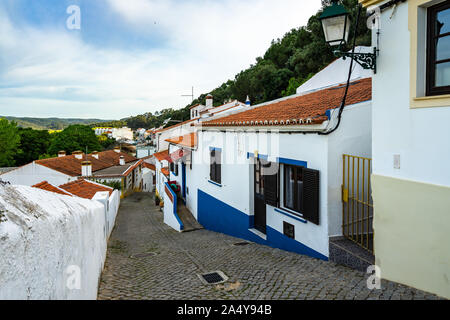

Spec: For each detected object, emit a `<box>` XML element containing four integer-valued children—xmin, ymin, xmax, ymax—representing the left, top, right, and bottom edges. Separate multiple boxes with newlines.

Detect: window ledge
<box><xmin>274</xmin><ymin>208</ymin><xmax>307</xmax><ymax>224</ymax></box>
<box><xmin>411</xmin><ymin>94</ymin><xmax>450</xmax><ymax>108</ymax></box>
<box><xmin>208</xmin><ymin>180</ymin><xmax>222</xmax><ymax>187</ymax></box>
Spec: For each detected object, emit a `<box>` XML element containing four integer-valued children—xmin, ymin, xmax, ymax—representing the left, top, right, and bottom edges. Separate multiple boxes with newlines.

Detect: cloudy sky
<box><xmin>0</xmin><ymin>0</ymin><xmax>321</xmax><ymax>120</ymax></box>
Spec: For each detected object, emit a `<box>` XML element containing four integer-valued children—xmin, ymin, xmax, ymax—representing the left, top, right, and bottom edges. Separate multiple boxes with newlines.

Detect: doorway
<box><xmin>254</xmin><ymin>159</ymin><xmax>267</xmax><ymax>234</ymax></box>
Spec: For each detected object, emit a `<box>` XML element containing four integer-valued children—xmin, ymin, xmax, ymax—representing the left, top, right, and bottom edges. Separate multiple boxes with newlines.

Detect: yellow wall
<box><xmin>372</xmin><ymin>174</ymin><xmax>450</xmax><ymax>299</ymax></box>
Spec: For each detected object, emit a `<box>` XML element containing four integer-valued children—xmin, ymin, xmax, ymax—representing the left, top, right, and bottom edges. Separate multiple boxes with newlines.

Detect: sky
<box><xmin>0</xmin><ymin>0</ymin><xmax>322</xmax><ymax>120</ymax></box>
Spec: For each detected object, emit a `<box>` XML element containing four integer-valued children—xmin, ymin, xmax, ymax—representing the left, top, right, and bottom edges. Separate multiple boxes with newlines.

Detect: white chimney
<box><xmin>119</xmin><ymin>156</ymin><xmax>125</xmax><ymax>166</ymax></box>
<box><xmin>58</xmin><ymin>151</ymin><xmax>66</xmax><ymax>157</ymax></box>
<box><xmin>73</xmin><ymin>151</ymin><xmax>83</xmax><ymax>160</ymax></box>
<box><xmin>206</xmin><ymin>94</ymin><xmax>213</xmax><ymax>109</ymax></box>
<box><xmin>81</xmin><ymin>161</ymin><xmax>92</xmax><ymax>176</ymax></box>
<box><xmin>114</xmin><ymin>147</ymin><xmax>121</xmax><ymax>153</ymax></box>
<box><xmin>92</xmin><ymin>151</ymin><xmax>99</xmax><ymax>159</ymax></box>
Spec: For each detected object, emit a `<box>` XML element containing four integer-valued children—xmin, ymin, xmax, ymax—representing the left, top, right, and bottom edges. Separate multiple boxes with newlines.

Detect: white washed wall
<box><xmin>0</xmin><ymin>185</ymin><xmax>109</xmax><ymax>300</ymax></box>
<box><xmin>0</xmin><ymin>163</ymin><xmax>75</xmax><ymax>187</ymax></box>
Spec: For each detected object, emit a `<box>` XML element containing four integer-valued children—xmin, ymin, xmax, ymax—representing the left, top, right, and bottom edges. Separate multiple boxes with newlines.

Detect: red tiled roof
<box><xmin>161</xmin><ymin>167</ymin><xmax>170</xmax><ymax>177</ymax></box>
<box><xmin>165</xmin><ymin>132</ymin><xmax>197</xmax><ymax>149</ymax></box>
<box><xmin>35</xmin><ymin>150</ymin><xmax>137</xmax><ymax>177</ymax></box>
<box><xmin>59</xmin><ymin>179</ymin><xmax>113</xmax><ymax>199</ymax></box>
<box><xmin>32</xmin><ymin>181</ymin><xmax>72</xmax><ymax>196</ymax></box>
<box><xmin>153</xmin><ymin>150</ymin><xmax>169</xmax><ymax>162</ymax></box>
<box><xmin>201</xmin><ymin>78</ymin><xmax>372</xmax><ymax>127</ymax></box>
<box><xmin>143</xmin><ymin>162</ymin><xmax>156</xmax><ymax>171</ymax></box>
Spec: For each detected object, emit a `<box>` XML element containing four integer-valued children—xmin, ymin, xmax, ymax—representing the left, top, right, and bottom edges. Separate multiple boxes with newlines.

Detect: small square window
<box><xmin>283</xmin><ymin>222</ymin><xmax>295</xmax><ymax>239</ymax></box>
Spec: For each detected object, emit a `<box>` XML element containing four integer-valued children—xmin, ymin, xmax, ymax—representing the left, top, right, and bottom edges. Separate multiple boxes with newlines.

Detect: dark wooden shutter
<box><xmin>216</xmin><ymin>150</ymin><xmax>222</xmax><ymax>184</ymax></box>
<box><xmin>302</xmin><ymin>168</ymin><xmax>320</xmax><ymax>225</ymax></box>
<box><xmin>264</xmin><ymin>162</ymin><xmax>279</xmax><ymax>207</ymax></box>
<box><xmin>210</xmin><ymin>150</ymin><xmax>215</xmax><ymax>181</ymax></box>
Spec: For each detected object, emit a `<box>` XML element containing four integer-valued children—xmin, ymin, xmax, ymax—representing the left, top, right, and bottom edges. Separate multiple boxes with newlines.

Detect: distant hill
<box><xmin>1</xmin><ymin>116</ymin><xmax>112</xmax><ymax>130</ymax></box>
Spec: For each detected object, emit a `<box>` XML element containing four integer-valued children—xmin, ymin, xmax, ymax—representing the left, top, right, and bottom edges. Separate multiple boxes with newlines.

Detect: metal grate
<box><xmin>232</xmin><ymin>241</ymin><xmax>250</xmax><ymax>246</ymax></box>
<box><xmin>198</xmin><ymin>271</ymin><xmax>228</xmax><ymax>285</ymax></box>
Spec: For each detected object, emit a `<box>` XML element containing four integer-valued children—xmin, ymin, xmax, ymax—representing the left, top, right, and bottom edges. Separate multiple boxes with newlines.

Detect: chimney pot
<box><xmin>58</xmin><ymin>151</ymin><xmax>66</xmax><ymax>157</ymax></box>
<box><xmin>119</xmin><ymin>156</ymin><xmax>125</xmax><ymax>166</ymax></box>
<box><xmin>206</xmin><ymin>94</ymin><xmax>213</xmax><ymax>109</ymax></box>
<box><xmin>81</xmin><ymin>161</ymin><xmax>92</xmax><ymax>176</ymax></box>
<box><xmin>92</xmin><ymin>151</ymin><xmax>99</xmax><ymax>159</ymax></box>
<box><xmin>114</xmin><ymin>147</ymin><xmax>121</xmax><ymax>153</ymax></box>
<box><xmin>72</xmin><ymin>151</ymin><xmax>83</xmax><ymax>160</ymax></box>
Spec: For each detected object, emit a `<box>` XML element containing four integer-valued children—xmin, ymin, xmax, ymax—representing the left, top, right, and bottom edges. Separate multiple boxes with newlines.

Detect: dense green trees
<box><xmin>48</xmin><ymin>125</ymin><xmax>103</xmax><ymax>155</ymax></box>
<box><xmin>186</xmin><ymin>0</ymin><xmax>370</xmax><ymax>108</ymax></box>
<box><xmin>14</xmin><ymin>128</ymin><xmax>52</xmax><ymax>166</ymax></box>
<box><xmin>0</xmin><ymin>119</ymin><xmax>21</xmax><ymax>167</ymax></box>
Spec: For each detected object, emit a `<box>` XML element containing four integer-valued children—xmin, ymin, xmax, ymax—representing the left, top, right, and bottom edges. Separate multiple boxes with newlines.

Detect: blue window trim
<box><xmin>247</xmin><ymin>152</ymin><xmax>308</xmax><ymax>168</ymax></box>
<box><xmin>164</xmin><ymin>182</ymin><xmax>184</xmax><ymax>231</ymax></box>
<box><xmin>209</xmin><ymin>146</ymin><xmax>222</xmax><ymax>152</ymax></box>
<box><xmin>208</xmin><ymin>180</ymin><xmax>222</xmax><ymax>187</ymax></box>
<box><xmin>274</xmin><ymin>208</ymin><xmax>307</xmax><ymax>224</ymax></box>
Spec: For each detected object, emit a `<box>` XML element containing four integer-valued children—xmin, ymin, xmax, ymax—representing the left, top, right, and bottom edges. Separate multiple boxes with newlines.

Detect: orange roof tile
<box><xmin>165</xmin><ymin>132</ymin><xmax>197</xmax><ymax>149</ymax></box>
<box><xmin>143</xmin><ymin>162</ymin><xmax>156</xmax><ymax>171</ymax></box>
<box><xmin>161</xmin><ymin>167</ymin><xmax>170</xmax><ymax>177</ymax></box>
<box><xmin>35</xmin><ymin>150</ymin><xmax>137</xmax><ymax>177</ymax></box>
<box><xmin>32</xmin><ymin>181</ymin><xmax>73</xmax><ymax>196</ymax></box>
<box><xmin>153</xmin><ymin>150</ymin><xmax>169</xmax><ymax>162</ymax></box>
<box><xmin>59</xmin><ymin>179</ymin><xmax>113</xmax><ymax>199</ymax></box>
<box><xmin>201</xmin><ymin>78</ymin><xmax>372</xmax><ymax>127</ymax></box>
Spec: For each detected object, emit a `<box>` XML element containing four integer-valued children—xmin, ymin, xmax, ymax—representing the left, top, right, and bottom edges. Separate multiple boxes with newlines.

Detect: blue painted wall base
<box><xmin>197</xmin><ymin>189</ymin><xmax>328</xmax><ymax>261</ymax></box>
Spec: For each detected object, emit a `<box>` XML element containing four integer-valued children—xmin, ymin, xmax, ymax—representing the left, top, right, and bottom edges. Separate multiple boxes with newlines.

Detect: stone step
<box><xmin>177</xmin><ymin>203</ymin><xmax>203</xmax><ymax>232</ymax></box>
<box><xmin>329</xmin><ymin>237</ymin><xmax>375</xmax><ymax>272</ymax></box>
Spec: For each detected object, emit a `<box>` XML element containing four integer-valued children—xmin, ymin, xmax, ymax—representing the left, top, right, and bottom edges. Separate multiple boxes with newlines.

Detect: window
<box><xmin>170</xmin><ymin>162</ymin><xmax>179</xmax><ymax>176</ymax></box>
<box><xmin>427</xmin><ymin>1</ymin><xmax>450</xmax><ymax>96</ymax></box>
<box><xmin>282</xmin><ymin>164</ymin><xmax>320</xmax><ymax>225</ymax></box>
<box><xmin>284</xmin><ymin>165</ymin><xmax>304</xmax><ymax>213</ymax></box>
<box><xmin>210</xmin><ymin>149</ymin><xmax>221</xmax><ymax>184</ymax></box>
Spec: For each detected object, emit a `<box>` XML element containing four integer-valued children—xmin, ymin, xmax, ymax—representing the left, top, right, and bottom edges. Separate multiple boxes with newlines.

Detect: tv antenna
<box><xmin>181</xmin><ymin>86</ymin><xmax>194</xmax><ymax>102</ymax></box>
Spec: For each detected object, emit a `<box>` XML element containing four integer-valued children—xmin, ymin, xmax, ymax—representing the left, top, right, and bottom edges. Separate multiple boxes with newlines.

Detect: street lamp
<box><xmin>319</xmin><ymin>0</ymin><xmax>350</xmax><ymax>46</ymax></box>
<box><xmin>319</xmin><ymin>0</ymin><xmax>377</xmax><ymax>73</ymax></box>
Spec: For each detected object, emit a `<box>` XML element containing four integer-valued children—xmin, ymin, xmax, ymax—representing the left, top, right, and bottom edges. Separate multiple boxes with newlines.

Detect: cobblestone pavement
<box><xmin>98</xmin><ymin>192</ymin><xmax>439</xmax><ymax>300</ymax></box>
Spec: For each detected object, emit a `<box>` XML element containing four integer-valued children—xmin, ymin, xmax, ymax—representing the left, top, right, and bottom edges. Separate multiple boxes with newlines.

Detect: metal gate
<box><xmin>342</xmin><ymin>154</ymin><xmax>374</xmax><ymax>253</ymax></box>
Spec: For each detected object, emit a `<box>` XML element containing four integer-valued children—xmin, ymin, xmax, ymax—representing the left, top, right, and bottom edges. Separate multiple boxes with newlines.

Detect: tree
<box><xmin>14</xmin><ymin>128</ymin><xmax>52</xmax><ymax>166</ymax></box>
<box><xmin>0</xmin><ymin>119</ymin><xmax>21</xmax><ymax>167</ymax></box>
<box><xmin>48</xmin><ymin>125</ymin><xmax>103</xmax><ymax>155</ymax></box>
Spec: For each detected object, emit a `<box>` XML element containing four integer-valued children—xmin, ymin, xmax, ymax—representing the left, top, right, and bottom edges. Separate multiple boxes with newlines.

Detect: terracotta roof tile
<box><xmin>35</xmin><ymin>150</ymin><xmax>137</xmax><ymax>177</ymax></box>
<box><xmin>161</xmin><ymin>167</ymin><xmax>170</xmax><ymax>177</ymax></box>
<box><xmin>201</xmin><ymin>78</ymin><xmax>372</xmax><ymax>127</ymax></box>
<box><xmin>32</xmin><ymin>181</ymin><xmax>73</xmax><ymax>196</ymax></box>
<box><xmin>153</xmin><ymin>150</ymin><xmax>169</xmax><ymax>162</ymax></box>
<box><xmin>165</xmin><ymin>132</ymin><xmax>197</xmax><ymax>149</ymax></box>
<box><xmin>143</xmin><ymin>162</ymin><xmax>156</xmax><ymax>171</ymax></box>
<box><xmin>59</xmin><ymin>179</ymin><xmax>113</xmax><ymax>199</ymax></box>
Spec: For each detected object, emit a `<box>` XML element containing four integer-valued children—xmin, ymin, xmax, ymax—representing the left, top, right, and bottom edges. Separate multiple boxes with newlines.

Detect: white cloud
<box><xmin>0</xmin><ymin>0</ymin><xmax>321</xmax><ymax>119</ymax></box>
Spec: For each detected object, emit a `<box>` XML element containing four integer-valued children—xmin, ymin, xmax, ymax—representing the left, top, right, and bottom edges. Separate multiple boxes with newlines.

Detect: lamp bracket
<box><xmin>333</xmin><ymin>46</ymin><xmax>377</xmax><ymax>74</ymax></box>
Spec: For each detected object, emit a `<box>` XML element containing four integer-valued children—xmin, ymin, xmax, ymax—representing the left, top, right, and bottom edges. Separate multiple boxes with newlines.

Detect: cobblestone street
<box><xmin>97</xmin><ymin>193</ymin><xmax>438</xmax><ymax>300</ymax></box>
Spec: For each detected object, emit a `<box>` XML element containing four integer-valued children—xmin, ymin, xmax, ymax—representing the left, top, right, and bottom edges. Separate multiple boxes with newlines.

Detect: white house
<box><xmin>0</xmin><ymin>148</ymin><xmax>143</xmax><ymax>199</ymax></box>
<box><xmin>358</xmin><ymin>0</ymin><xmax>450</xmax><ymax>299</ymax></box>
<box><xmin>165</xmin><ymin>67</ymin><xmax>372</xmax><ymax>259</ymax></box>
<box><xmin>156</xmin><ymin>98</ymin><xmax>248</xmax><ymax>152</ymax></box>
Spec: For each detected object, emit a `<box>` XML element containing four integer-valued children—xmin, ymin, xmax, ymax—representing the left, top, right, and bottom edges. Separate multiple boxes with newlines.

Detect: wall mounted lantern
<box><xmin>319</xmin><ymin>0</ymin><xmax>377</xmax><ymax>73</ymax></box>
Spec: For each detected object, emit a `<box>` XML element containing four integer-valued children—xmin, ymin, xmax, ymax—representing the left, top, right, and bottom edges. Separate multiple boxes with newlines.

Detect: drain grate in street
<box><xmin>131</xmin><ymin>252</ymin><xmax>157</xmax><ymax>259</ymax></box>
<box><xmin>198</xmin><ymin>271</ymin><xmax>228</xmax><ymax>285</ymax></box>
<box><xmin>232</xmin><ymin>241</ymin><xmax>250</xmax><ymax>246</ymax></box>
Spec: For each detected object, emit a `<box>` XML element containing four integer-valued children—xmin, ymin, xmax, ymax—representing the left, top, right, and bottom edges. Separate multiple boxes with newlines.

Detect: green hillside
<box><xmin>1</xmin><ymin>116</ymin><xmax>112</xmax><ymax>130</ymax></box>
